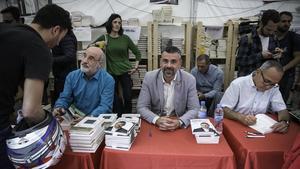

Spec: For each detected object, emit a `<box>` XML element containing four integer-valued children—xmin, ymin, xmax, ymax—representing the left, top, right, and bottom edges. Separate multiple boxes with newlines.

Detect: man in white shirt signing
<box><xmin>220</xmin><ymin>60</ymin><xmax>290</xmax><ymax>133</ymax></box>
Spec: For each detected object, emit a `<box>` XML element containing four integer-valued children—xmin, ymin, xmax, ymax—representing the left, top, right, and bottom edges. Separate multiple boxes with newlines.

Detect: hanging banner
<box><xmin>123</xmin><ymin>26</ymin><xmax>141</xmax><ymax>45</ymax></box>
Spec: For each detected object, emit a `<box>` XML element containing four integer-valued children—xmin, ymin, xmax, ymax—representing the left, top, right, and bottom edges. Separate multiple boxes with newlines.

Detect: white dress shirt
<box><xmin>259</xmin><ymin>35</ymin><xmax>270</xmax><ymax>51</ymax></box>
<box><xmin>152</xmin><ymin>73</ymin><xmax>177</xmax><ymax>124</ymax></box>
<box><xmin>220</xmin><ymin>74</ymin><xmax>286</xmax><ymax>115</ymax></box>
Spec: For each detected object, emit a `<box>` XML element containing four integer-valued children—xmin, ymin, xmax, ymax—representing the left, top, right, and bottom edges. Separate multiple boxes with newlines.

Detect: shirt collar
<box><xmin>81</xmin><ymin>69</ymin><xmax>102</xmax><ymax>80</ymax></box>
<box><xmin>249</xmin><ymin>73</ymin><xmax>256</xmax><ymax>88</ymax></box>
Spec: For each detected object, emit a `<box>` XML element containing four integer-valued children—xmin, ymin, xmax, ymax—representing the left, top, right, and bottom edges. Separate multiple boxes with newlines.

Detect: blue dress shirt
<box><xmin>191</xmin><ymin>64</ymin><xmax>224</xmax><ymax>99</ymax></box>
<box><xmin>54</xmin><ymin>69</ymin><xmax>115</xmax><ymax>116</ymax></box>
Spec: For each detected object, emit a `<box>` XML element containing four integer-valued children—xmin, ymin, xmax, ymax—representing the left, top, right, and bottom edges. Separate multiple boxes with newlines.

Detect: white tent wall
<box><xmin>50</xmin><ymin>0</ymin><xmax>300</xmax><ymax>26</ymax></box>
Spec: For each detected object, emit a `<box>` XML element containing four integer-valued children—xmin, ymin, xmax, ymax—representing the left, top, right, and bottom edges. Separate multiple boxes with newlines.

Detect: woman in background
<box><xmin>93</xmin><ymin>13</ymin><xmax>141</xmax><ymax>116</ymax></box>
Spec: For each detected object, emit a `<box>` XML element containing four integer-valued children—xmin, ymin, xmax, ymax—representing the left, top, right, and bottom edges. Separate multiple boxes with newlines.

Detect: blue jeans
<box><xmin>0</xmin><ymin>126</ymin><xmax>15</xmax><ymax>169</ymax></box>
<box><xmin>112</xmin><ymin>73</ymin><xmax>132</xmax><ymax>117</ymax></box>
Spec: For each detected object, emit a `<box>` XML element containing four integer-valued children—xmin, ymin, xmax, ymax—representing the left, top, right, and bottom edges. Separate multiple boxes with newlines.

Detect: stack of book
<box><xmin>104</xmin><ymin>118</ymin><xmax>138</xmax><ymax>151</ymax></box>
<box><xmin>120</xmin><ymin>114</ymin><xmax>141</xmax><ymax>133</ymax></box>
<box><xmin>190</xmin><ymin>119</ymin><xmax>220</xmax><ymax>144</ymax></box>
<box><xmin>98</xmin><ymin>113</ymin><xmax>118</xmax><ymax>129</ymax></box>
<box><xmin>69</xmin><ymin>116</ymin><xmax>105</xmax><ymax>153</ymax></box>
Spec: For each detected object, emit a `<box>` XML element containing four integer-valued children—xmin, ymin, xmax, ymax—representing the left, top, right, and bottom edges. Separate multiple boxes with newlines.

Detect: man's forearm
<box><xmin>223</xmin><ymin>107</ymin><xmax>244</xmax><ymax>123</ymax></box>
<box><xmin>283</xmin><ymin>53</ymin><xmax>300</xmax><ymax>71</ymax></box>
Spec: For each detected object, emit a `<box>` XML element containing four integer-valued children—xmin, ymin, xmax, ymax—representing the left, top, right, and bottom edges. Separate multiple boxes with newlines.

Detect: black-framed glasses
<box><xmin>260</xmin><ymin>70</ymin><xmax>278</xmax><ymax>87</ymax></box>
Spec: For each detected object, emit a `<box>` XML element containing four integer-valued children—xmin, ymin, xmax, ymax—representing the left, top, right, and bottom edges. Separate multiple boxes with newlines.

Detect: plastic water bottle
<box><xmin>198</xmin><ymin>101</ymin><xmax>207</xmax><ymax>119</ymax></box>
<box><xmin>214</xmin><ymin>104</ymin><xmax>224</xmax><ymax>134</ymax></box>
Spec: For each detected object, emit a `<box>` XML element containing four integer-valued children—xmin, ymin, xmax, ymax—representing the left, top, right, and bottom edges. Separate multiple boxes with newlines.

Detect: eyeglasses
<box><xmin>260</xmin><ymin>70</ymin><xmax>278</xmax><ymax>87</ymax></box>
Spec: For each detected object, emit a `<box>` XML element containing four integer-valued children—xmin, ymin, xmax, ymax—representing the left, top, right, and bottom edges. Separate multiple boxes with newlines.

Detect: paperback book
<box><xmin>190</xmin><ymin>119</ymin><xmax>220</xmax><ymax>144</ymax></box>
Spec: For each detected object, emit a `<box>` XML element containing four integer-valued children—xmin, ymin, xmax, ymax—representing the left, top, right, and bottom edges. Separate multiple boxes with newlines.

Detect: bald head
<box><xmin>80</xmin><ymin>47</ymin><xmax>104</xmax><ymax>77</ymax></box>
<box><xmin>86</xmin><ymin>47</ymin><xmax>104</xmax><ymax>62</ymax></box>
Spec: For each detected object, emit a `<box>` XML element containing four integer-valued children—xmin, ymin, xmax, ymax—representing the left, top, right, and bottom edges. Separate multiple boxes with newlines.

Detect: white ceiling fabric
<box><xmin>50</xmin><ymin>0</ymin><xmax>300</xmax><ymax>26</ymax></box>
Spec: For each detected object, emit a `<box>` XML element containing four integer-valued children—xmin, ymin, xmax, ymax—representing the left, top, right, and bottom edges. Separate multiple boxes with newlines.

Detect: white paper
<box><xmin>249</xmin><ymin>114</ymin><xmax>277</xmax><ymax>134</ymax></box>
<box><xmin>205</xmin><ymin>26</ymin><xmax>224</xmax><ymax>40</ymax></box>
<box><xmin>123</xmin><ymin>26</ymin><xmax>141</xmax><ymax>44</ymax></box>
<box><xmin>73</xmin><ymin>27</ymin><xmax>92</xmax><ymax>41</ymax></box>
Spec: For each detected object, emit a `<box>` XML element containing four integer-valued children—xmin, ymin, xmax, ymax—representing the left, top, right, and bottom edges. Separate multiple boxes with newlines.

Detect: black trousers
<box><xmin>112</xmin><ymin>73</ymin><xmax>132</xmax><ymax>117</ymax></box>
<box><xmin>0</xmin><ymin>126</ymin><xmax>15</xmax><ymax>169</ymax></box>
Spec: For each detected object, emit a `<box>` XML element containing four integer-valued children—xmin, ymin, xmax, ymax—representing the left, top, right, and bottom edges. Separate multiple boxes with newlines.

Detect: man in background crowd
<box><xmin>191</xmin><ymin>54</ymin><xmax>224</xmax><ymax>115</ymax></box>
<box><xmin>236</xmin><ymin>9</ymin><xmax>282</xmax><ymax>77</ymax></box>
<box><xmin>1</xmin><ymin>6</ymin><xmax>23</xmax><ymax>23</ymax></box>
<box><xmin>276</xmin><ymin>11</ymin><xmax>300</xmax><ymax>103</ymax></box>
<box><xmin>51</xmin><ymin>29</ymin><xmax>78</xmax><ymax>106</ymax></box>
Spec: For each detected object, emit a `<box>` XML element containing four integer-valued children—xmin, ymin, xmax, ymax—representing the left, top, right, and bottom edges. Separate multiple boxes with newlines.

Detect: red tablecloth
<box><xmin>100</xmin><ymin>120</ymin><xmax>236</xmax><ymax>169</ymax></box>
<box><xmin>223</xmin><ymin>118</ymin><xmax>300</xmax><ymax>169</ymax></box>
<box><xmin>282</xmin><ymin>133</ymin><xmax>300</xmax><ymax>169</ymax></box>
<box><xmin>50</xmin><ymin>133</ymin><xmax>104</xmax><ymax>169</ymax></box>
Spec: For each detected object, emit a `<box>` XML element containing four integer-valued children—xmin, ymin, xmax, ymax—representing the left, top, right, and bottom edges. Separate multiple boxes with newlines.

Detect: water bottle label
<box><xmin>214</xmin><ymin>116</ymin><xmax>223</xmax><ymax>122</ymax></box>
<box><xmin>198</xmin><ymin>111</ymin><xmax>207</xmax><ymax>119</ymax></box>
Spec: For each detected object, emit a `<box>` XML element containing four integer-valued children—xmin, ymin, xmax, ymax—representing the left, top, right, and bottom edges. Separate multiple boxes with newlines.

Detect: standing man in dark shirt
<box><xmin>51</xmin><ymin>30</ymin><xmax>78</xmax><ymax>105</ymax></box>
<box><xmin>236</xmin><ymin>9</ymin><xmax>282</xmax><ymax>77</ymax></box>
<box><xmin>277</xmin><ymin>11</ymin><xmax>300</xmax><ymax>102</ymax></box>
<box><xmin>0</xmin><ymin>4</ymin><xmax>71</xmax><ymax>168</ymax></box>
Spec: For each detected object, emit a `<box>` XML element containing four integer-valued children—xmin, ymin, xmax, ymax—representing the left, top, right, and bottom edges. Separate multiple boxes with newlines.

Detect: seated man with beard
<box><xmin>53</xmin><ymin>47</ymin><xmax>114</xmax><ymax>123</ymax></box>
<box><xmin>137</xmin><ymin>46</ymin><xmax>199</xmax><ymax>131</ymax></box>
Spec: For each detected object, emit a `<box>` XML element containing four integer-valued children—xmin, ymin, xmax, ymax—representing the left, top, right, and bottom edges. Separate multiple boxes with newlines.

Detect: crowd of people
<box><xmin>0</xmin><ymin>4</ymin><xmax>299</xmax><ymax>168</ymax></box>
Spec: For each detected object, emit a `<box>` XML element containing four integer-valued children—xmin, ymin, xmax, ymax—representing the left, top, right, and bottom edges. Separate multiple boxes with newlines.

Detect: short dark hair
<box><xmin>260</xmin><ymin>60</ymin><xmax>283</xmax><ymax>73</ymax></box>
<box><xmin>261</xmin><ymin>9</ymin><xmax>280</xmax><ymax>26</ymax></box>
<box><xmin>1</xmin><ymin>6</ymin><xmax>20</xmax><ymax>22</ymax></box>
<box><xmin>105</xmin><ymin>13</ymin><xmax>123</xmax><ymax>35</ymax></box>
<box><xmin>280</xmin><ymin>11</ymin><xmax>293</xmax><ymax>20</ymax></box>
<box><xmin>32</xmin><ymin>4</ymin><xmax>72</xmax><ymax>31</ymax></box>
<box><xmin>162</xmin><ymin>46</ymin><xmax>181</xmax><ymax>57</ymax></box>
<box><xmin>197</xmin><ymin>54</ymin><xmax>210</xmax><ymax>64</ymax></box>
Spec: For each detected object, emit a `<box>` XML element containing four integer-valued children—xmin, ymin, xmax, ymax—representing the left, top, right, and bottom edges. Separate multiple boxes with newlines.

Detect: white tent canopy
<box><xmin>51</xmin><ymin>0</ymin><xmax>300</xmax><ymax>26</ymax></box>
<box><xmin>0</xmin><ymin>0</ymin><xmax>299</xmax><ymax>26</ymax></box>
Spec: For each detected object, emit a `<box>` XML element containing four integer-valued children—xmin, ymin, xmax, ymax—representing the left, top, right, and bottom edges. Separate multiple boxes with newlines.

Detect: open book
<box><xmin>249</xmin><ymin>114</ymin><xmax>277</xmax><ymax>134</ymax></box>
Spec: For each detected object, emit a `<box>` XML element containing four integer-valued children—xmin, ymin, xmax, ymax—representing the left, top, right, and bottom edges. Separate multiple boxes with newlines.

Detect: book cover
<box><xmin>104</xmin><ymin>120</ymin><xmax>135</xmax><ymax>136</ymax></box>
<box><xmin>190</xmin><ymin>119</ymin><xmax>220</xmax><ymax>144</ymax></box>
<box><xmin>68</xmin><ymin>104</ymin><xmax>86</xmax><ymax>117</ymax></box>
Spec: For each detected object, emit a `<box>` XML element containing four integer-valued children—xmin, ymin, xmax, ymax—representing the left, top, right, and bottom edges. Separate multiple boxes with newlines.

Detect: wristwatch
<box><xmin>279</xmin><ymin>120</ymin><xmax>289</xmax><ymax>127</ymax></box>
<box><xmin>178</xmin><ymin>119</ymin><xmax>185</xmax><ymax>128</ymax></box>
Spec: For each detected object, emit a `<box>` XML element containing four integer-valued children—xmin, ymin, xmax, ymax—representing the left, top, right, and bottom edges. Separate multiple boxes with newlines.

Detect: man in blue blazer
<box><xmin>137</xmin><ymin>46</ymin><xmax>199</xmax><ymax>131</ymax></box>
